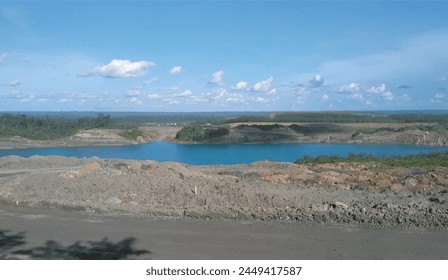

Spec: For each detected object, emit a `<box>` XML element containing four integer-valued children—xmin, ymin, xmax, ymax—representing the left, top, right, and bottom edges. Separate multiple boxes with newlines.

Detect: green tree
<box><xmin>175</xmin><ymin>125</ymin><xmax>205</xmax><ymax>141</ymax></box>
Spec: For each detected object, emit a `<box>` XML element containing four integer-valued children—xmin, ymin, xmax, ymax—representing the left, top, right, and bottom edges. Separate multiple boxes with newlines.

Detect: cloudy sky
<box><xmin>1</xmin><ymin>0</ymin><xmax>447</xmax><ymax>112</ymax></box>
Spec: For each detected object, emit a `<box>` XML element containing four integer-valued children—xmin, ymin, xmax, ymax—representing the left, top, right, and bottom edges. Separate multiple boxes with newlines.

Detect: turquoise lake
<box><xmin>0</xmin><ymin>142</ymin><xmax>447</xmax><ymax>165</ymax></box>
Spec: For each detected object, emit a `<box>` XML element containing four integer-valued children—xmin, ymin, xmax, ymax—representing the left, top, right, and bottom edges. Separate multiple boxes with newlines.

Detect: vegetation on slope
<box><xmin>175</xmin><ymin>125</ymin><xmax>230</xmax><ymax>142</ymax></box>
<box><xmin>0</xmin><ymin>113</ymin><xmax>143</xmax><ymax>140</ymax></box>
<box><xmin>118</xmin><ymin>128</ymin><xmax>144</xmax><ymax>140</ymax></box>
<box><xmin>294</xmin><ymin>152</ymin><xmax>448</xmax><ymax>167</ymax></box>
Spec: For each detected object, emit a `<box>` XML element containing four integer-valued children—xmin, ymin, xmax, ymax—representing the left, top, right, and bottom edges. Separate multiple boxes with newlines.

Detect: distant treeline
<box><xmin>0</xmin><ymin>113</ymin><xmax>139</xmax><ymax>140</ymax></box>
<box><xmin>224</xmin><ymin>112</ymin><xmax>448</xmax><ymax>124</ymax></box>
<box><xmin>113</xmin><ymin>115</ymin><xmax>225</xmax><ymax>126</ymax></box>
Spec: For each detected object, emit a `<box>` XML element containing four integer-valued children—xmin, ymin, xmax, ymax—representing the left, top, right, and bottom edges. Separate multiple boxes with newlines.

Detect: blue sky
<box><xmin>1</xmin><ymin>1</ymin><xmax>448</xmax><ymax>112</ymax></box>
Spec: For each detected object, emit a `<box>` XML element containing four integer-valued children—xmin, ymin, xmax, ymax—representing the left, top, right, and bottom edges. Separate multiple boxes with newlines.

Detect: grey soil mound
<box><xmin>0</xmin><ymin>156</ymin><xmax>447</xmax><ymax>229</ymax></box>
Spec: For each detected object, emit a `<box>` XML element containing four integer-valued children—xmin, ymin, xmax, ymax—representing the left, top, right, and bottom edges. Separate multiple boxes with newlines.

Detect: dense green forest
<box><xmin>0</xmin><ymin>113</ymin><xmax>142</xmax><ymax>140</ymax></box>
<box><xmin>175</xmin><ymin>125</ymin><xmax>230</xmax><ymax>142</ymax></box>
<box><xmin>294</xmin><ymin>152</ymin><xmax>448</xmax><ymax>167</ymax></box>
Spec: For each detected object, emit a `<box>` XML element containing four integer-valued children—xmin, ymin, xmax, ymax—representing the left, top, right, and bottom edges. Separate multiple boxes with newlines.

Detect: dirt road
<box><xmin>1</xmin><ymin>204</ymin><xmax>447</xmax><ymax>259</ymax></box>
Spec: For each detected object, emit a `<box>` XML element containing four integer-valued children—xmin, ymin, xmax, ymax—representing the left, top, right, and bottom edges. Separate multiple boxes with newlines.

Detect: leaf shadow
<box><xmin>0</xmin><ymin>229</ymin><xmax>151</xmax><ymax>260</ymax></box>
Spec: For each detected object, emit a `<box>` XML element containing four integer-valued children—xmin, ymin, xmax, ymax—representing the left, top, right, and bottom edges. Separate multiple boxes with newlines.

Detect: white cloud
<box><xmin>59</xmin><ymin>98</ymin><xmax>71</xmax><ymax>103</ymax></box>
<box><xmin>1</xmin><ymin>80</ymin><xmax>21</xmax><ymax>87</ymax></box>
<box><xmin>254</xmin><ymin>97</ymin><xmax>268</xmax><ymax>103</ymax></box>
<box><xmin>166</xmin><ymin>98</ymin><xmax>180</xmax><ymax>105</ymax></box>
<box><xmin>252</xmin><ymin>76</ymin><xmax>273</xmax><ymax>92</ymax></box>
<box><xmin>213</xmin><ymin>88</ymin><xmax>228</xmax><ymax>99</ymax></box>
<box><xmin>85</xmin><ymin>59</ymin><xmax>156</xmax><ymax>78</ymax></box>
<box><xmin>208</xmin><ymin>87</ymin><xmax>272</xmax><ymax>105</ymax></box>
<box><xmin>126</xmin><ymin>90</ymin><xmax>140</xmax><ymax>97</ymax></box>
<box><xmin>19</xmin><ymin>94</ymin><xmax>34</xmax><ymax>103</ymax></box>
<box><xmin>200</xmin><ymin>88</ymin><xmax>272</xmax><ymax>107</ymax></box>
<box><xmin>170</xmin><ymin>66</ymin><xmax>182</xmax><ymax>75</ymax></box>
<box><xmin>209</xmin><ymin>70</ymin><xmax>224</xmax><ymax>86</ymax></box>
<box><xmin>349</xmin><ymin>93</ymin><xmax>364</xmax><ymax>101</ymax></box>
<box><xmin>142</xmin><ymin>77</ymin><xmax>159</xmax><ymax>86</ymax></box>
<box><xmin>225</xmin><ymin>96</ymin><xmax>245</xmax><ymax>103</ymax></box>
<box><xmin>2</xmin><ymin>92</ymin><xmax>27</xmax><ymax>102</ymax></box>
<box><xmin>365</xmin><ymin>84</ymin><xmax>395</xmax><ymax>101</ymax></box>
<box><xmin>147</xmin><ymin>93</ymin><xmax>161</xmax><ymax>100</ymax></box>
<box><xmin>308</xmin><ymin>74</ymin><xmax>324</xmax><ymax>88</ymax></box>
<box><xmin>295</xmin><ymin>86</ymin><xmax>310</xmax><ymax>104</ymax></box>
<box><xmin>187</xmin><ymin>96</ymin><xmax>210</xmax><ymax>104</ymax></box>
<box><xmin>287</xmin><ymin>74</ymin><xmax>325</xmax><ymax>104</ymax></box>
<box><xmin>337</xmin><ymin>82</ymin><xmax>394</xmax><ymax>101</ymax></box>
<box><xmin>336</xmin><ymin>82</ymin><xmax>361</xmax><ymax>93</ymax></box>
<box><xmin>365</xmin><ymin>84</ymin><xmax>387</xmax><ymax>94</ymax></box>
<box><xmin>232</xmin><ymin>80</ymin><xmax>248</xmax><ymax>90</ymax></box>
<box><xmin>173</xmin><ymin>89</ymin><xmax>193</xmax><ymax>97</ymax></box>
<box><xmin>206</xmin><ymin>88</ymin><xmax>246</xmax><ymax>104</ymax></box>
<box><xmin>130</xmin><ymin>97</ymin><xmax>143</xmax><ymax>105</ymax></box>
<box><xmin>364</xmin><ymin>100</ymin><xmax>374</xmax><ymax>106</ymax></box>
<box><xmin>267</xmin><ymin>88</ymin><xmax>277</xmax><ymax>95</ymax></box>
<box><xmin>245</xmin><ymin>96</ymin><xmax>278</xmax><ymax>104</ymax></box>
<box><xmin>431</xmin><ymin>93</ymin><xmax>446</xmax><ymax>104</ymax></box>
<box><xmin>8</xmin><ymin>80</ymin><xmax>21</xmax><ymax>87</ymax></box>
<box><xmin>0</xmin><ymin>53</ymin><xmax>6</xmax><ymax>63</ymax></box>
<box><xmin>295</xmin><ymin>86</ymin><xmax>309</xmax><ymax>95</ymax></box>
<box><xmin>321</xmin><ymin>94</ymin><xmax>329</xmax><ymax>102</ymax></box>
<box><xmin>169</xmin><ymin>86</ymin><xmax>180</xmax><ymax>92</ymax></box>
<box><xmin>381</xmin><ymin>92</ymin><xmax>394</xmax><ymax>101</ymax></box>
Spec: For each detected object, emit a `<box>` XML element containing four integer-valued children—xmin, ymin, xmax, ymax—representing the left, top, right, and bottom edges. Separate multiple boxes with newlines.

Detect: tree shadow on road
<box><xmin>0</xmin><ymin>229</ymin><xmax>151</xmax><ymax>260</ymax></box>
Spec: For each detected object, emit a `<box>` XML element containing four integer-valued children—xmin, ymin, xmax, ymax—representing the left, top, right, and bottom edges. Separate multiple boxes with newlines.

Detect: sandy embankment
<box><xmin>0</xmin><ymin>156</ymin><xmax>447</xmax><ymax>230</ymax></box>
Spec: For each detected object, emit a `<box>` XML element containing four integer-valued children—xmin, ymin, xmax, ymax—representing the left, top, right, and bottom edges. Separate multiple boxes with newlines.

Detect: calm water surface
<box><xmin>0</xmin><ymin>142</ymin><xmax>447</xmax><ymax>165</ymax></box>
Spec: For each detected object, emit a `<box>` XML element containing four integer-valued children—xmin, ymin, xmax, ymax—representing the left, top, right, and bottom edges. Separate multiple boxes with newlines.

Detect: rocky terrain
<box><xmin>0</xmin><ymin>156</ymin><xmax>447</xmax><ymax>229</ymax></box>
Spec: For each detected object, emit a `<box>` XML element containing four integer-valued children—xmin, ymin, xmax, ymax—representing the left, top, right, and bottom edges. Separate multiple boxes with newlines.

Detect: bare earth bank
<box><xmin>0</xmin><ymin>156</ymin><xmax>447</xmax><ymax>230</ymax></box>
